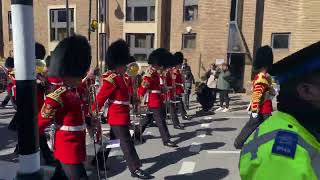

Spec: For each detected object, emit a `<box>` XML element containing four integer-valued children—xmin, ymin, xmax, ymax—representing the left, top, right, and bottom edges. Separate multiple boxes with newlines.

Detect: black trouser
<box><xmin>135</xmin><ymin>106</ymin><xmax>171</xmax><ymax>143</ymax></box>
<box><xmin>219</xmin><ymin>90</ymin><xmax>230</xmax><ymax>108</ymax></box>
<box><xmin>51</xmin><ymin>162</ymin><xmax>88</xmax><ymax>180</ymax></box>
<box><xmin>184</xmin><ymin>83</ymin><xmax>192</xmax><ymax>109</ymax></box>
<box><xmin>39</xmin><ymin>134</ymin><xmax>54</xmax><ymax>162</ymax></box>
<box><xmin>234</xmin><ymin>113</ymin><xmax>271</xmax><ymax>149</ymax></box>
<box><xmin>99</xmin><ymin>125</ymin><xmax>142</xmax><ymax>173</ymax></box>
<box><xmin>1</xmin><ymin>90</ymin><xmax>12</xmax><ymax>106</ymax></box>
<box><xmin>169</xmin><ymin>103</ymin><xmax>181</xmax><ymax>126</ymax></box>
<box><xmin>211</xmin><ymin>88</ymin><xmax>217</xmax><ymax>105</ymax></box>
<box><xmin>177</xmin><ymin>96</ymin><xmax>187</xmax><ymax>117</ymax></box>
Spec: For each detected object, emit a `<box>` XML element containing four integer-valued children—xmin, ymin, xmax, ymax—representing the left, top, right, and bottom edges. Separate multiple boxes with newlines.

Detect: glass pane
<box><xmin>134</xmin><ymin>54</ymin><xmax>147</xmax><ymax>62</ymax></box>
<box><xmin>70</xmin><ymin>9</ymin><xmax>74</xmax><ymax>22</ymax></box>
<box><xmin>134</xmin><ymin>7</ymin><xmax>148</xmax><ymax>21</ymax></box>
<box><xmin>126</xmin><ymin>7</ymin><xmax>132</xmax><ymax>21</ymax></box>
<box><xmin>230</xmin><ymin>0</ymin><xmax>237</xmax><ymax>21</ymax></box>
<box><xmin>8</xmin><ymin>12</ymin><xmax>11</xmax><ymax>24</ymax></box>
<box><xmin>150</xmin><ymin>34</ymin><xmax>154</xmax><ymax>48</ymax></box>
<box><xmin>184</xmin><ymin>6</ymin><xmax>196</xmax><ymax>21</ymax></box>
<box><xmin>135</xmin><ymin>34</ymin><xmax>147</xmax><ymax>48</ymax></box>
<box><xmin>150</xmin><ymin>6</ymin><xmax>155</xmax><ymax>21</ymax></box>
<box><xmin>126</xmin><ymin>34</ymin><xmax>131</xmax><ymax>47</ymax></box>
<box><xmin>50</xmin><ymin>28</ymin><xmax>56</xmax><ymax>41</ymax></box>
<box><xmin>272</xmin><ymin>34</ymin><xmax>289</xmax><ymax>49</ymax></box>
<box><xmin>50</xmin><ymin>10</ymin><xmax>55</xmax><ymax>23</ymax></box>
<box><xmin>9</xmin><ymin>30</ymin><xmax>12</xmax><ymax>41</ymax></box>
<box><xmin>183</xmin><ymin>34</ymin><xmax>196</xmax><ymax>49</ymax></box>
<box><xmin>57</xmin><ymin>28</ymin><xmax>67</xmax><ymax>41</ymax></box>
<box><xmin>58</xmin><ymin>10</ymin><xmax>67</xmax><ymax>22</ymax></box>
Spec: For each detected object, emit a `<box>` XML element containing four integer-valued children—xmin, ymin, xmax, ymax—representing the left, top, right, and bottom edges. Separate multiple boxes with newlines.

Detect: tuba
<box><xmin>127</xmin><ymin>62</ymin><xmax>140</xmax><ymax>77</ymax></box>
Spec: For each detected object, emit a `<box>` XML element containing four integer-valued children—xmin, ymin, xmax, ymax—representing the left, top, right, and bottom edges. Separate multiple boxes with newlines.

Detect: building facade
<box><xmin>2</xmin><ymin>0</ymin><xmax>320</xmax><ymax>91</ymax></box>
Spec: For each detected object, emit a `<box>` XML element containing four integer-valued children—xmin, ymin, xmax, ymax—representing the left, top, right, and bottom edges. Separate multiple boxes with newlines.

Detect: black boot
<box><xmin>163</xmin><ymin>141</ymin><xmax>178</xmax><ymax>148</ymax></box>
<box><xmin>131</xmin><ymin>169</ymin><xmax>154</xmax><ymax>179</ymax></box>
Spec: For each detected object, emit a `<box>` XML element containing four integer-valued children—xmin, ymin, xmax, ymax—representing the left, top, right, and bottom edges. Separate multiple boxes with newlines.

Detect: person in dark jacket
<box><xmin>182</xmin><ymin>58</ymin><xmax>195</xmax><ymax>109</ymax></box>
<box><xmin>1</xmin><ymin>57</ymin><xmax>14</xmax><ymax>108</ymax></box>
<box><xmin>196</xmin><ymin>82</ymin><xmax>214</xmax><ymax>112</ymax></box>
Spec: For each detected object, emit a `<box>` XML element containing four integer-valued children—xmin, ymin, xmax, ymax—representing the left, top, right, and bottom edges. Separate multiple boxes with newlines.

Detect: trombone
<box><xmin>87</xmin><ymin>81</ymin><xmax>108</xmax><ymax>180</ymax></box>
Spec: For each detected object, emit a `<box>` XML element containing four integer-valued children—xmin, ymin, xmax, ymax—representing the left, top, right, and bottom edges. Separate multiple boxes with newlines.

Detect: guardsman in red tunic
<box><xmin>137</xmin><ymin>48</ymin><xmax>178</xmax><ymax>148</ymax></box>
<box><xmin>173</xmin><ymin>52</ymin><xmax>190</xmax><ymax>120</ymax></box>
<box><xmin>94</xmin><ymin>40</ymin><xmax>153</xmax><ymax>179</ymax></box>
<box><xmin>38</xmin><ymin>35</ymin><xmax>92</xmax><ymax>180</ymax></box>
<box><xmin>164</xmin><ymin>53</ymin><xmax>184</xmax><ymax>129</ymax></box>
<box><xmin>234</xmin><ymin>45</ymin><xmax>275</xmax><ymax>149</ymax></box>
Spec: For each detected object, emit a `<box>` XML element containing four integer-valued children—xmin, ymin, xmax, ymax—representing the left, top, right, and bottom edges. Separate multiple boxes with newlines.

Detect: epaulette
<box><xmin>254</xmin><ymin>73</ymin><xmax>268</xmax><ymax>86</ymax></box>
<box><xmin>46</xmin><ymin>86</ymin><xmax>67</xmax><ymax>105</ymax></box>
<box><xmin>103</xmin><ymin>72</ymin><xmax>117</xmax><ymax>86</ymax></box>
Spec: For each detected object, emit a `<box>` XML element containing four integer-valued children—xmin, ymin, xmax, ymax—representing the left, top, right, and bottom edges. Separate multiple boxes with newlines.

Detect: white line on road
<box><xmin>203</xmin><ymin>117</ymin><xmax>213</xmax><ymax>120</ymax></box>
<box><xmin>189</xmin><ymin>142</ymin><xmax>201</xmax><ymax>153</ymax></box>
<box><xmin>196</xmin><ymin>131</ymin><xmax>206</xmax><ymax>138</ymax></box>
<box><xmin>200</xmin><ymin>123</ymin><xmax>211</xmax><ymax>128</ymax></box>
<box><xmin>178</xmin><ymin>161</ymin><xmax>196</xmax><ymax>175</ymax></box>
<box><xmin>207</xmin><ymin>150</ymin><xmax>241</xmax><ymax>154</ymax></box>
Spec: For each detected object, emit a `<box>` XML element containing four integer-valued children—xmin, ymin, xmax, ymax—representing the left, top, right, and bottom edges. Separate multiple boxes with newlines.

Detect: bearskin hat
<box><xmin>163</xmin><ymin>52</ymin><xmax>175</xmax><ymax>68</ymax></box>
<box><xmin>5</xmin><ymin>57</ymin><xmax>14</xmax><ymax>69</ymax></box>
<box><xmin>148</xmin><ymin>48</ymin><xmax>168</xmax><ymax>66</ymax></box>
<box><xmin>48</xmin><ymin>35</ymin><xmax>91</xmax><ymax>78</ymax></box>
<box><xmin>254</xmin><ymin>45</ymin><xmax>273</xmax><ymax>70</ymax></box>
<box><xmin>35</xmin><ymin>42</ymin><xmax>46</xmax><ymax>60</ymax></box>
<box><xmin>128</xmin><ymin>56</ymin><xmax>136</xmax><ymax>64</ymax></box>
<box><xmin>106</xmin><ymin>39</ymin><xmax>130</xmax><ymax>70</ymax></box>
<box><xmin>174</xmin><ymin>51</ymin><xmax>184</xmax><ymax>65</ymax></box>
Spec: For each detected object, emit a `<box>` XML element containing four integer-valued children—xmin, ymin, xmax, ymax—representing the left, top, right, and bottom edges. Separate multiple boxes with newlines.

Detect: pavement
<box><xmin>0</xmin><ymin>93</ymin><xmax>253</xmax><ymax>180</ymax></box>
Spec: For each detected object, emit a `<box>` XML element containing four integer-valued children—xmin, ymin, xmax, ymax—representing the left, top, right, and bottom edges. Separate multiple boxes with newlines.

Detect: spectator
<box><xmin>216</xmin><ymin>63</ymin><xmax>232</xmax><ymax>112</ymax></box>
<box><xmin>205</xmin><ymin>63</ymin><xmax>218</xmax><ymax>106</ymax></box>
<box><xmin>182</xmin><ymin>58</ymin><xmax>195</xmax><ymax>109</ymax></box>
<box><xmin>1</xmin><ymin>57</ymin><xmax>15</xmax><ymax>108</ymax></box>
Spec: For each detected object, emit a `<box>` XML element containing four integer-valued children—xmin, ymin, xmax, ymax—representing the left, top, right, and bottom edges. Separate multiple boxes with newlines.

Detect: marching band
<box><xmin>4</xmin><ymin>35</ymin><xmax>193</xmax><ymax>180</ymax></box>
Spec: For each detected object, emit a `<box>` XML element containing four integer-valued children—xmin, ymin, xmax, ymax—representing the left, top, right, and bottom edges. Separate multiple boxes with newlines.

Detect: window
<box><xmin>49</xmin><ymin>8</ymin><xmax>75</xmax><ymax>41</ymax></box>
<box><xmin>184</xmin><ymin>0</ymin><xmax>198</xmax><ymax>21</ymax></box>
<box><xmin>126</xmin><ymin>33</ymin><xmax>154</xmax><ymax>61</ymax></box>
<box><xmin>126</xmin><ymin>0</ymin><xmax>155</xmax><ymax>22</ymax></box>
<box><xmin>182</xmin><ymin>33</ymin><xmax>196</xmax><ymax>49</ymax></box>
<box><xmin>271</xmin><ymin>33</ymin><xmax>290</xmax><ymax>49</ymax></box>
<box><xmin>8</xmin><ymin>12</ymin><xmax>12</xmax><ymax>41</ymax></box>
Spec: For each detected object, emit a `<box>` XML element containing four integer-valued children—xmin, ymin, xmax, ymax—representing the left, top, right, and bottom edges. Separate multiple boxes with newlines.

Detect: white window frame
<box><xmin>271</xmin><ymin>32</ymin><xmax>291</xmax><ymax>50</ymax></box>
<box><xmin>182</xmin><ymin>33</ymin><xmax>197</xmax><ymax>49</ymax></box>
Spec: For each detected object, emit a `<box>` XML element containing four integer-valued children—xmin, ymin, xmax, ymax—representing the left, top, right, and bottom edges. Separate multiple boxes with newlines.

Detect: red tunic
<box><xmin>38</xmin><ymin>86</ymin><xmax>86</xmax><ymax>164</ymax></box>
<box><xmin>138</xmin><ymin>66</ymin><xmax>163</xmax><ymax>108</ymax></box>
<box><xmin>172</xmin><ymin>68</ymin><xmax>184</xmax><ymax>96</ymax></box>
<box><xmin>96</xmin><ymin>71</ymin><xmax>130</xmax><ymax>126</ymax></box>
<box><xmin>251</xmin><ymin>72</ymin><xmax>274</xmax><ymax>115</ymax></box>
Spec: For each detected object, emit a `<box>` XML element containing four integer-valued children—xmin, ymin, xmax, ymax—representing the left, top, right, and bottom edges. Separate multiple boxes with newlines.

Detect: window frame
<box><xmin>183</xmin><ymin>0</ymin><xmax>199</xmax><ymax>22</ymax></box>
<box><xmin>125</xmin><ymin>33</ymin><xmax>155</xmax><ymax>62</ymax></box>
<box><xmin>271</xmin><ymin>32</ymin><xmax>291</xmax><ymax>50</ymax></box>
<box><xmin>49</xmin><ymin>8</ymin><xmax>75</xmax><ymax>42</ymax></box>
<box><xmin>182</xmin><ymin>33</ymin><xmax>197</xmax><ymax>49</ymax></box>
<box><xmin>125</xmin><ymin>0</ymin><xmax>156</xmax><ymax>22</ymax></box>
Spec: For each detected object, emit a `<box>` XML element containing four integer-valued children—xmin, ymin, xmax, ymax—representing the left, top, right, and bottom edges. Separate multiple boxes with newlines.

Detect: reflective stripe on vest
<box><xmin>58</xmin><ymin>124</ymin><xmax>86</xmax><ymax>132</ymax></box>
<box><xmin>241</xmin><ymin>129</ymin><xmax>320</xmax><ymax>179</ymax></box>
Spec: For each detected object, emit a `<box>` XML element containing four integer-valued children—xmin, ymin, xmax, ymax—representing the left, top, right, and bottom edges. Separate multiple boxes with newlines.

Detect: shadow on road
<box><xmin>164</xmin><ymin>168</ymin><xmax>229</xmax><ymax>180</ymax></box>
<box><xmin>212</xmin><ymin>127</ymin><xmax>237</xmax><ymax>132</ymax></box>
<box><xmin>141</xmin><ymin>142</ymin><xmax>225</xmax><ymax>174</ymax></box>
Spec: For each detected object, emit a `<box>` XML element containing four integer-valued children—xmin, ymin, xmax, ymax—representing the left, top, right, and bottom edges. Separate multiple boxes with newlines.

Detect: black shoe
<box><xmin>174</xmin><ymin>125</ymin><xmax>184</xmax><ymax>130</ymax></box>
<box><xmin>131</xmin><ymin>169</ymin><xmax>154</xmax><ymax>179</ymax></box>
<box><xmin>163</xmin><ymin>141</ymin><xmax>178</xmax><ymax>148</ymax></box>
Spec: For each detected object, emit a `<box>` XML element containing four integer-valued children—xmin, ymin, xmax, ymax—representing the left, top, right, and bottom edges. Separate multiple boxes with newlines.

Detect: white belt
<box><xmin>109</xmin><ymin>100</ymin><xmax>130</xmax><ymax>105</ymax></box>
<box><xmin>175</xmin><ymin>83</ymin><xmax>183</xmax><ymax>86</ymax></box>
<box><xmin>151</xmin><ymin>90</ymin><xmax>161</xmax><ymax>93</ymax></box>
<box><xmin>51</xmin><ymin>82</ymin><xmax>63</xmax><ymax>86</ymax></box>
<box><xmin>59</xmin><ymin>124</ymin><xmax>86</xmax><ymax>132</ymax></box>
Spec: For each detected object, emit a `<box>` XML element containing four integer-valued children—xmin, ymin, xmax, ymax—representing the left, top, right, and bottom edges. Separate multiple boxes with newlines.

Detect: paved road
<box><xmin>0</xmin><ymin>93</ymin><xmax>252</xmax><ymax>180</ymax></box>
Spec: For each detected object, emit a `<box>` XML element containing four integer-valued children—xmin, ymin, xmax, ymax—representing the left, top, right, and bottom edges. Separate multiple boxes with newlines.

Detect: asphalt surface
<box><xmin>0</xmin><ymin>93</ymin><xmax>252</xmax><ymax>180</ymax></box>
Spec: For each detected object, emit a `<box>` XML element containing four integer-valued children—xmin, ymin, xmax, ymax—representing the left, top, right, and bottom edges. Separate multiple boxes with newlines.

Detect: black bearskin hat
<box><xmin>128</xmin><ymin>56</ymin><xmax>136</xmax><ymax>64</ymax></box>
<box><xmin>48</xmin><ymin>35</ymin><xmax>91</xmax><ymax>78</ymax></box>
<box><xmin>5</xmin><ymin>57</ymin><xmax>14</xmax><ymax>69</ymax></box>
<box><xmin>106</xmin><ymin>39</ymin><xmax>130</xmax><ymax>70</ymax></box>
<box><xmin>148</xmin><ymin>48</ymin><xmax>169</xmax><ymax>66</ymax></box>
<box><xmin>35</xmin><ymin>42</ymin><xmax>46</xmax><ymax>60</ymax></box>
<box><xmin>174</xmin><ymin>51</ymin><xmax>184</xmax><ymax>65</ymax></box>
<box><xmin>163</xmin><ymin>52</ymin><xmax>175</xmax><ymax>68</ymax></box>
<box><xmin>254</xmin><ymin>45</ymin><xmax>273</xmax><ymax>70</ymax></box>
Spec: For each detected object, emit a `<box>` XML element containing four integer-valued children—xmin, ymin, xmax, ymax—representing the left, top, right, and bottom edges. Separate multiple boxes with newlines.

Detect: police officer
<box><xmin>239</xmin><ymin>41</ymin><xmax>320</xmax><ymax>180</ymax></box>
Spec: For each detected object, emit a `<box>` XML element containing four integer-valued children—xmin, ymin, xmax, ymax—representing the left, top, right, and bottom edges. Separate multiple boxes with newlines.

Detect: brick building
<box><xmin>1</xmin><ymin>0</ymin><xmax>320</xmax><ymax>91</ymax></box>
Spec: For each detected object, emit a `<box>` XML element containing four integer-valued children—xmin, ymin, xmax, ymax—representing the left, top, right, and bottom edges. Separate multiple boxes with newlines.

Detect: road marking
<box><xmin>200</xmin><ymin>123</ymin><xmax>210</xmax><ymax>128</ymax></box>
<box><xmin>189</xmin><ymin>142</ymin><xmax>201</xmax><ymax>152</ymax></box>
<box><xmin>203</xmin><ymin>117</ymin><xmax>213</xmax><ymax>120</ymax></box>
<box><xmin>207</xmin><ymin>150</ymin><xmax>241</xmax><ymax>154</ymax></box>
<box><xmin>0</xmin><ymin>147</ymin><xmax>15</xmax><ymax>156</ymax></box>
<box><xmin>196</xmin><ymin>131</ymin><xmax>206</xmax><ymax>138</ymax></box>
<box><xmin>221</xmin><ymin>116</ymin><xmax>248</xmax><ymax>119</ymax></box>
<box><xmin>178</xmin><ymin>161</ymin><xmax>196</xmax><ymax>175</ymax></box>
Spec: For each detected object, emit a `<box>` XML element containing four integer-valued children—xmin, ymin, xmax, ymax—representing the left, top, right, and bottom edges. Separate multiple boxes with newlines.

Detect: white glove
<box><xmin>251</xmin><ymin>113</ymin><xmax>258</xmax><ymax>118</ymax></box>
